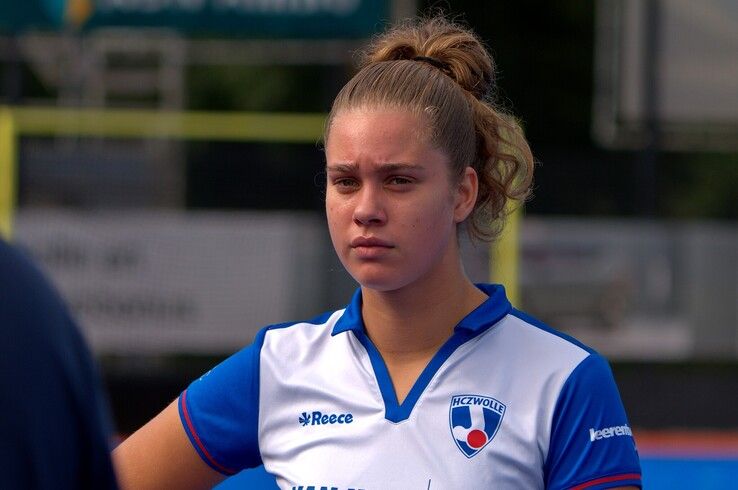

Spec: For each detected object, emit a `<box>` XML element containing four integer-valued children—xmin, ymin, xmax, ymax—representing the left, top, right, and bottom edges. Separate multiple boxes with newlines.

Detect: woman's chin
<box><xmin>350</xmin><ymin>270</ymin><xmax>415</xmax><ymax>294</ymax></box>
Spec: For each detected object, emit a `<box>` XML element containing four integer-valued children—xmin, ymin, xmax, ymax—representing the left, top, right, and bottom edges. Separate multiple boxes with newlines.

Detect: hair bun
<box><xmin>360</xmin><ymin>16</ymin><xmax>495</xmax><ymax>100</ymax></box>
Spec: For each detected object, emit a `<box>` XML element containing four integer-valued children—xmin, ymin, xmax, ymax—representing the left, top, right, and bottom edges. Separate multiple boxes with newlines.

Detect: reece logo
<box><xmin>299</xmin><ymin>411</ymin><xmax>353</xmax><ymax>426</ymax></box>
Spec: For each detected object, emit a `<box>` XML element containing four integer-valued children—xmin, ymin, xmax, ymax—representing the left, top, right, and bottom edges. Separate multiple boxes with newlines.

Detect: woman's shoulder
<box><xmin>245</xmin><ymin>308</ymin><xmax>349</xmax><ymax>353</ymax></box>
<box><xmin>471</xmin><ymin>284</ymin><xmax>600</xmax><ymax>371</ymax></box>
<box><xmin>481</xmin><ymin>306</ymin><xmax>605</xmax><ymax>380</ymax></box>
<box><xmin>506</xmin><ymin>308</ymin><xmax>598</xmax><ymax>357</ymax></box>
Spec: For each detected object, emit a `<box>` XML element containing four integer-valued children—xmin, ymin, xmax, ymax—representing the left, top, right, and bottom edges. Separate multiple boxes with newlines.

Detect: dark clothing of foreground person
<box><xmin>0</xmin><ymin>238</ymin><xmax>118</xmax><ymax>489</ymax></box>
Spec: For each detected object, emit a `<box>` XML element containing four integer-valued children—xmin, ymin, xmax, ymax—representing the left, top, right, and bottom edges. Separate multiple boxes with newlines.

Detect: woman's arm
<box><xmin>113</xmin><ymin>400</ymin><xmax>226</xmax><ymax>490</ymax></box>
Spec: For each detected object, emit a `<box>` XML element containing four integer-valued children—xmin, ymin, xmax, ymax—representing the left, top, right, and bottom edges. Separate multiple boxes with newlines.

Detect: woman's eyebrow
<box><xmin>377</xmin><ymin>162</ymin><xmax>426</xmax><ymax>173</ymax></box>
<box><xmin>326</xmin><ymin>163</ymin><xmax>357</xmax><ymax>173</ymax></box>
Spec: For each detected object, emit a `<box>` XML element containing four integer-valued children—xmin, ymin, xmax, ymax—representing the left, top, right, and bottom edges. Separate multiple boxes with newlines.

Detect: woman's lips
<box><xmin>350</xmin><ymin>236</ymin><xmax>394</xmax><ymax>258</ymax></box>
<box><xmin>350</xmin><ymin>236</ymin><xmax>393</xmax><ymax>248</ymax></box>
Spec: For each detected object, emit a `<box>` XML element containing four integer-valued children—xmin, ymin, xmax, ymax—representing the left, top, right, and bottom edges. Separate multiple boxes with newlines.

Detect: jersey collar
<box><xmin>331</xmin><ymin>283</ymin><xmax>512</xmax><ymax>337</ymax></box>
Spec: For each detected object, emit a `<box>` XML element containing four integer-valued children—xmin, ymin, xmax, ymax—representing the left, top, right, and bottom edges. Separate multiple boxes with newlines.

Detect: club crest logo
<box><xmin>449</xmin><ymin>394</ymin><xmax>506</xmax><ymax>458</ymax></box>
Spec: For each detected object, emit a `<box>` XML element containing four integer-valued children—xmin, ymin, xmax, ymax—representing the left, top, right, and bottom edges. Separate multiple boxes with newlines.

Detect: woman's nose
<box><xmin>352</xmin><ymin>185</ymin><xmax>387</xmax><ymax>226</ymax></box>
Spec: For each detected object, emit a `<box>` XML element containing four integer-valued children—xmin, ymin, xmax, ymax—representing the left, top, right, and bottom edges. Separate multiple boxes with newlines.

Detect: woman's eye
<box><xmin>333</xmin><ymin>178</ymin><xmax>359</xmax><ymax>190</ymax></box>
<box><xmin>387</xmin><ymin>176</ymin><xmax>413</xmax><ymax>186</ymax></box>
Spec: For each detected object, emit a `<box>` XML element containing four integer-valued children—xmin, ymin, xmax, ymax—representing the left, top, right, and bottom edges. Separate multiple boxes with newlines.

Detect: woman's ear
<box><xmin>453</xmin><ymin>166</ymin><xmax>479</xmax><ymax>223</ymax></box>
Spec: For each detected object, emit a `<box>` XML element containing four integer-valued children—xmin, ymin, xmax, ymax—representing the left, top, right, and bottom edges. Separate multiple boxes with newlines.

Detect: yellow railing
<box><xmin>9</xmin><ymin>107</ymin><xmax>327</xmax><ymax>142</ymax></box>
<box><xmin>491</xmin><ymin>205</ymin><xmax>522</xmax><ymax>307</ymax></box>
<box><xmin>0</xmin><ymin>106</ymin><xmax>326</xmax><ymax>240</ymax></box>
<box><xmin>0</xmin><ymin>107</ymin><xmax>16</xmax><ymax>239</ymax></box>
<box><xmin>10</xmin><ymin>107</ymin><xmax>325</xmax><ymax>143</ymax></box>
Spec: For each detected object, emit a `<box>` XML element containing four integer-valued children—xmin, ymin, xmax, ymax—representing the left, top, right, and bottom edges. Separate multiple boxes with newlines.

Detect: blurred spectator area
<box><xmin>518</xmin><ymin>219</ymin><xmax>737</xmax><ymax>360</ymax></box>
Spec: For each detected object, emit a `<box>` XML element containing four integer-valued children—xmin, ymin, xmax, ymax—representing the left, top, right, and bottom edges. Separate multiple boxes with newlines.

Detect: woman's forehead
<box><xmin>327</xmin><ymin>109</ymin><xmax>433</xmax><ymax>149</ymax></box>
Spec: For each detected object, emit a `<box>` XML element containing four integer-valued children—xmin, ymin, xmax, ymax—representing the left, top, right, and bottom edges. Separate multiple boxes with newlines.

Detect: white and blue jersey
<box><xmin>179</xmin><ymin>284</ymin><xmax>641</xmax><ymax>489</ymax></box>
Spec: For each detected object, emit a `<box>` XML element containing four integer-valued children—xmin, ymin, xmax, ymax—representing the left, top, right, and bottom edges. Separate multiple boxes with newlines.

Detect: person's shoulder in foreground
<box><xmin>0</xmin><ymin>238</ymin><xmax>118</xmax><ymax>489</ymax></box>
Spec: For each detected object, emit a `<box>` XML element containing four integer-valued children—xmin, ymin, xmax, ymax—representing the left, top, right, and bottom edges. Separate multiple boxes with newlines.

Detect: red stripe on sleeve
<box><xmin>180</xmin><ymin>390</ymin><xmax>237</xmax><ymax>475</ymax></box>
<box><xmin>570</xmin><ymin>473</ymin><xmax>642</xmax><ymax>489</ymax></box>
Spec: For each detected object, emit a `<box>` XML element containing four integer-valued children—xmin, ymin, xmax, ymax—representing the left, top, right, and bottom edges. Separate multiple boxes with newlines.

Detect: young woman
<box><xmin>113</xmin><ymin>16</ymin><xmax>641</xmax><ymax>490</ymax></box>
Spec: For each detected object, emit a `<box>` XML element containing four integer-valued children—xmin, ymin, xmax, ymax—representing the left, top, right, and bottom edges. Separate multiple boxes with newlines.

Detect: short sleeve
<box><xmin>178</xmin><ymin>328</ymin><xmax>268</xmax><ymax>475</ymax></box>
<box><xmin>544</xmin><ymin>354</ymin><xmax>642</xmax><ymax>490</ymax></box>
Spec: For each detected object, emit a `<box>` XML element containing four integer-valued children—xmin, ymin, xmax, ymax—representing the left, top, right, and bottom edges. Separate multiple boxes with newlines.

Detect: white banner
<box><xmin>14</xmin><ymin>210</ymin><xmax>327</xmax><ymax>354</ymax></box>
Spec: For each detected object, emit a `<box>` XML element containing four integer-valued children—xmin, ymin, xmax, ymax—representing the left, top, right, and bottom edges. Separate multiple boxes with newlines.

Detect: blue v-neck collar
<box><xmin>331</xmin><ymin>284</ymin><xmax>511</xmax><ymax>423</ymax></box>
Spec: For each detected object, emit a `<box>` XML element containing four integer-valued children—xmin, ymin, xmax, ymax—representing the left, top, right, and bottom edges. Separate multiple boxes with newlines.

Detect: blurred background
<box><xmin>1</xmin><ymin>0</ymin><xmax>736</xmax><ymax>488</ymax></box>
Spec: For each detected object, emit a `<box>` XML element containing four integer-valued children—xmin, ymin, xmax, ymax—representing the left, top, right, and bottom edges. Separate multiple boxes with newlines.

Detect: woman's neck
<box><xmin>360</xmin><ymin>267</ymin><xmax>488</xmax><ymax>361</ymax></box>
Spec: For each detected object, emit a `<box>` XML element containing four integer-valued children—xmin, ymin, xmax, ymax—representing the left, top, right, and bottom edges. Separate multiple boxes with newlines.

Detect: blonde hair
<box><xmin>325</xmin><ymin>15</ymin><xmax>534</xmax><ymax>241</ymax></box>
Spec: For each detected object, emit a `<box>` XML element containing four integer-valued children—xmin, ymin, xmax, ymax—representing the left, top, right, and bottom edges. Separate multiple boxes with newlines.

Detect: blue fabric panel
<box><xmin>544</xmin><ymin>354</ymin><xmax>642</xmax><ymax>490</ymax></box>
<box><xmin>179</xmin><ymin>327</ymin><xmax>268</xmax><ymax>474</ymax></box>
<box><xmin>641</xmin><ymin>456</ymin><xmax>738</xmax><ymax>489</ymax></box>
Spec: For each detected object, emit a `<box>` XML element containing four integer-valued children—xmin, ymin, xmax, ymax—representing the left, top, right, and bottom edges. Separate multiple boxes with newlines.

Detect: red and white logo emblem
<box><xmin>449</xmin><ymin>394</ymin><xmax>506</xmax><ymax>458</ymax></box>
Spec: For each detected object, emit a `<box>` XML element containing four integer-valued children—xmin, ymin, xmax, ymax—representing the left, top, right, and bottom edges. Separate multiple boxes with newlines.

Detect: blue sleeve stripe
<box><xmin>569</xmin><ymin>472</ymin><xmax>641</xmax><ymax>489</ymax></box>
<box><xmin>178</xmin><ymin>389</ymin><xmax>238</xmax><ymax>476</ymax></box>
